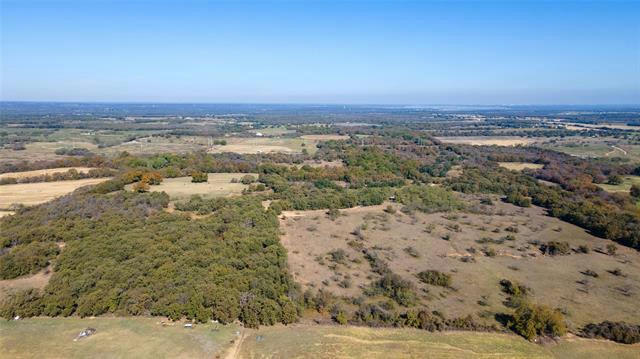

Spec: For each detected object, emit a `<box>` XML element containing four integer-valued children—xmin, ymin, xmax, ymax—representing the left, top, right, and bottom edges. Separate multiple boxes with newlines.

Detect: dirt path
<box><xmin>223</xmin><ymin>328</ymin><xmax>246</xmax><ymax>359</ymax></box>
<box><xmin>605</xmin><ymin>146</ymin><xmax>628</xmax><ymax>156</ymax></box>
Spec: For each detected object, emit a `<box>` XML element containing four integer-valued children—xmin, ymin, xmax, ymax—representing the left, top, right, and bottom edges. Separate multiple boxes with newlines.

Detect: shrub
<box><xmin>191</xmin><ymin>171</ymin><xmax>208</xmax><ymax>183</ymax></box>
<box><xmin>607</xmin><ymin>175</ymin><xmax>623</xmax><ymax>185</ymax></box>
<box><xmin>368</xmin><ymin>273</ymin><xmax>417</xmax><ymax>306</ymax></box>
<box><xmin>417</xmin><ymin>270</ymin><xmax>452</xmax><ymax>287</ymax></box>
<box><xmin>606</xmin><ymin>243</ymin><xmax>618</xmax><ymax>255</ymax></box>
<box><xmin>240</xmin><ymin>175</ymin><xmax>256</xmax><ymax>185</ymax></box>
<box><xmin>132</xmin><ymin>180</ymin><xmax>150</xmax><ymax>193</ymax></box>
<box><xmin>581</xmin><ymin>321</ymin><xmax>640</xmax><ymax>344</ymax></box>
<box><xmin>510</xmin><ymin>302</ymin><xmax>567</xmax><ymax>340</ymax></box>
<box><xmin>540</xmin><ymin>241</ymin><xmax>571</xmax><ymax>256</ymax></box>
<box><xmin>403</xmin><ymin>246</ymin><xmax>420</xmax><ymax>258</ymax></box>
<box><xmin>631</xmin><ymin>184</ymin><xmax>640</xmax><ymax>198</ymax></box>
<box><xmin>577</xmin><ymin>245</ymin><xmax>590</xmax><ymax>254</ymax></box>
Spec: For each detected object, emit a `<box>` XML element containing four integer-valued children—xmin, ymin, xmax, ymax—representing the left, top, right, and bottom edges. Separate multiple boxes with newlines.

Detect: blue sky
<box><xmin>1</xmin><ymin>0</ymin><xmax>639</xmax><ymax>104</ymax></box>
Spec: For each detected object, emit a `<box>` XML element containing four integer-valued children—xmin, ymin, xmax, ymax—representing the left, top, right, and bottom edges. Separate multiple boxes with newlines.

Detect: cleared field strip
<box><xmin>0</xmin><ymin>167</ymin><xmax>97</xmax><ymax>180</ymax></box>
<box><xmin>436</xmin><ymin>136</ymin><xmax>537</xmax><ymax>146</ymax></box>
<box><xmin>0</xmin><ymin>178</ymin><xmax>110</xmax><ymax>208</ymax></box>
<box><xmin>498</xmin><ymin>162</ymin><xmax>544</xmax><ymax>171</ymax></box>
<box><xmin>125</xmin><ymin>173</ymin><xmax>257</xmax><ymax>200</ymax></box>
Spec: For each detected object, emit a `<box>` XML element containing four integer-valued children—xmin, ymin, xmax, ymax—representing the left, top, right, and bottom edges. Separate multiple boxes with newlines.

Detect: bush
<box><xmin>510</xmin><ymin>302</ymin><xmax>567</xmax><ymax>340</ymax></box>
<box><xmin>631</xmin><ymin>184</ymin><xmax>640</xmax><ymax>198</ymax></box>
<box><xmin>581</xmin><ymin>321</ymin><xmax>640</xmax><ymax>344</ymax></box>
<box><xmin>240</xmin><ymin>175</ymin><xmax>256</xmax><ymax>185</ymax></box>
<box><xmin>367</xmin><ymin>273</ymin><xmax>417</xmax><ymax>306</ymax></box>
<box><xmin>607</xmin><ymin>175</ymin><xmax>623</xmax><ymax>185</ymax></box>
<box><xmin>417</xmin><ymin>270</ymin><xmax>452</xmax><ymax>287</ymax></box>
<box><xmin>191</xmin><ymin>171</ymin><xmax>208</xmax><ymax>183</ymax></box>
<box><xmin>0</xmin><ymin>242</ymin><xmax>60</xmax><ymax>279</ymax></box>
<box><xmin>540</xmin><ymin>241</ymin><xmax>571</xmax><ymax>256</ymax></box>
<box><xmin>606</xmin><ymin>243</ymin><xmax>618</xmax><ymax>255</ymax></box>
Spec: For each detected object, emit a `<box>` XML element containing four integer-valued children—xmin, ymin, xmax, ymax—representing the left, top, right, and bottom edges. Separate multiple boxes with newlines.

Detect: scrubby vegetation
<box><xmin>581</xmin><ymin>321</ymin><xmax>640</xmax><ymax>344</ymax></box>
<box><xmin>0</xmin><ymin>190</ymin><xmax>299</xmax><ymax>327</ymax></box>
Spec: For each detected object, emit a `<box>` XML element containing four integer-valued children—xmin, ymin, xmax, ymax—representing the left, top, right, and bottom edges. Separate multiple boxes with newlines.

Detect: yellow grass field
<box><xmin>436</xmin><ymin>136</ymin><xmax>536</xmax><ymax>146</ymax></box>
<box><xmin>0</xmin><ymin>317</ymin><xmax>238</xmax><ymax>359</ymax></box>
<box><xmin>498</xmin><ymin>162</ymin><xmax>544</xmax><ymax>171</ymax></box>
<box><xmin>2</xmin><ymin>319</ymin><xmax>638</xmax><ymax>358</ymax></box>
<box><xmin>0</xmin><ymin>167</ymin><xmax>97</xmax><ymax>180</ymax></box>
<box><xmin>0</xmin><ymin>178</ymin><xmax>110</xmax><ymax>209</ymax></box>
<box><xmin>300</xmin><ymin>134</ymin><xmax>350</xmax><ymax>141</ymax></box>
<box><xmin>126</xmin><ymin>173</ymin><xmax>257</xmax><ymax>200</ymax></box>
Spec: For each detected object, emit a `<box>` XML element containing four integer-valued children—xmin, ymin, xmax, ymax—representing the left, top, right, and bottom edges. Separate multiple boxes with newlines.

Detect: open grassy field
<box><xmin>498</xmin><ymin>162</ymin><xmax>544</xmax><ymax>171</ymax></box>
<box><xmin>299</xmin><ymin>134</ymin><xmax>350</xmax><ymax>141</ymax></box>
<box><xmin>208</xmin><ymin>137</ymin><xmax>319</xmax><ymax>154</ymax></box>
<box><xmin>239</xmin><ymin>324</ymin><xmax>640</xmax><ymax>359</ymax></box>
<box><xmin>538</xmin><ymin>137</ymin><xmax>640</xmax><ymax>164</ymax></box>
<box><xmin>279</xmin><ymin>197</ymin><xmax>640</xmax><ymax>329</ymax></box>
<box><xmin>0</xmin><ymin>167</ymin><xmax>97</xmax><ymax>180</ymax></box>
<box><xmin>596</xmin><ymin>175</ymin><xmax>640</xmax><ymax>193</ymax></box>
<box><xmin>0</xmin><ymin>317</ymin><xmax>238</xmax><ymax>359</ymax></box>
<box><xmin>0</xmin><ymin>141</ymin><xmax>100</xmax><ymax>164</ymax></box>
<box><xmin>0</xmin><ymin>178</ymin><xmax>111</xmax><ymax>209</ymax></box>
<box><xmin>435</xmin><ymin>136</ymin><xmax>537</xmax><ymax>146</ymax></box>
<box><xmin>125</xmin><ymin>173</ymin><xmax>257</xmax><ymax>201</ymax></box>
<box><xmin>3</xmin><ymin>320</ymin><xmax>638</xmax><ymax>358</ymax></box>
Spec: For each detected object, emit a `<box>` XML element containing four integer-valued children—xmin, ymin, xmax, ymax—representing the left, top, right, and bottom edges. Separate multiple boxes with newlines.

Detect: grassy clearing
<box><xmin>435</xmin><ymin>136</ymin><xmax>536</xmax><ymax>146</ymax></box>
<box><xmin>596</xmin><ymin>176</ymin><xmax>640</xmax><ymax>193</ymax></box>
<box><xmin>208</xmin><ymin>137</ymin><xmax>318</xmax><ymax>154</ymax></box>
<box><xmin>0</xmin><ymin>317</ymin><xmax>238</xmax><ymax>359</ymax></box>
<box><xmin>240</xmin><ymin>324</ymin><xmax>640</xmax><ymax>358</ymax></box>
<box><xmin>125</xmin><ymin>173</ymin><xmax>256</xmax><ymax>201</ymax></box>
<box><xmin>0</xmin><ymin>167</ymin><xmax>97</xmax><ymax>180</ymax></box>
<box><xmin>299</xmin><ymin>134</ymin><xmax>350</xmax><ymax>141</ymax></box>
<box><xmin>498</xmin><ymin>162</ymin><xmax>544</xmax><ymax>171</ymax></box>
<box><xmin>279</xmin><ymin>198</ymin><xmax>640</xmax><ymax>329</ymax></box>
<box><xmin>0</xmin><ymin>178</ymin><xmax>111</xmax><ymax>208</ymax></box>
<box><xmin>0</xmin><ymin>268</ymin><xmax>52</xmax><ymax>301</ymax></box>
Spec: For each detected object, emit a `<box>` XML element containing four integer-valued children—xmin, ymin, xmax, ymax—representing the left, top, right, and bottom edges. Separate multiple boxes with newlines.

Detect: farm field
<box><xmin>239</xmin><ymin>324</ymin><xmax>640</xmax><ymax>359</ymax></box>
<box><xmin>498</xmin><ymin>162</ymin><xmax>544</xmax><ymax>171</ymax></box>
<box><xmin>208</xmin><ymin>136</ymin><xmax>331</xmax><ymax>154</ymax></box>
<box><xmin>0</xmin><ymin>317</ymin><xmax>239</xmax><ymax>359</ymax></box>
<box><xmin>279</xmin><ymin>198</ymin><xmax>640</xmax><ymax>329</ymax></box>
<box><xmin>2</xmin><ymin>319</ymin><xmax>638</xmax><ymax>358</ymax></box>
<box><xmin>125</xmin><ymin>173</ymin><xmax>257</xmax><ymax>200</ymax></box>
<box><xmin>596</xmin><ymin>175</ymin><xmax>640</xmax><ymax>193</ymax></box>
<box><xmin>435</xmin><ymin>136</ymin><xmax>537</xmax><ymax>146</ymax></box>
<box><xmin>538</xmin><ymin>137</ymin><xmax>640</xmax><ymax>164</ymax></box>
<box><xmin>0</xmin><ymin>167</ymin><xmax>97</xmax><ymax>180</ymax></box>
<box><xmin>0</xmin><ymin>141</ymin><xmax>99</xmax><ymax>164</ymax></box>
<box><xmin>0</xmin><ymin>178</ymin><xmax>111</xmax><ymax>208</ymax></box>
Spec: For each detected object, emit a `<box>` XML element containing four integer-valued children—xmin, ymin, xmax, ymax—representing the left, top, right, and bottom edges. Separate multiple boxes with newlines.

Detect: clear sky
<box><xmin>1</xmin><ymin>0</ymin><xmax>639</xmax><ymax>104</ymax></box>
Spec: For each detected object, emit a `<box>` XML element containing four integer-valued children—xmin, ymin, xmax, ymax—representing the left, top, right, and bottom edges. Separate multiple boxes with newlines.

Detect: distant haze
<box><xmin>1</xmin><ymin>0</ymin><xmax>639</xmax><ymax>105</ymax></box>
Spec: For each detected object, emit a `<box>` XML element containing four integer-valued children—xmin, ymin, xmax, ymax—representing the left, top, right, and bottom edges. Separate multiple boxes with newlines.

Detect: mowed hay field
<box><xmin>208</xmin><ymin>135</ymin><xmax>346</xmax><ymax>155</ymax></box>
<box><xmin>0</xmin><ymin>317</ymin><xmax>239</xmax><ymax>359</ymax></box>
<box><xmin>435</xmin><ymin>136</ymin><xmax>537</xmax><ymax>146</ymax></box>
<box><xmin>0</xmin><ymin>167</ymin><xmax>97</xmax><ymax>180</ymax></box>
<box><xmin>239</xmin><ymin>324</ymin><xmax>640</xmax><ymax>359</ymax></box>
<box><xmin>125</xmin><ymin>173</ymin><xmax>257</xmax><ymax>200</ymax></box>
<box><xmin>498</xmin><ymin>162</ymin><xmax>544</xmax><ymax>171</ymax></box>
<box><xmin>0</xmin><ymin>178</ymin><xmax>110</xmax><ymax>208</ymax></box>
<box><xmin>279</xmin><ymin>197</ymin><xmax>640</xmax><ymax>329</ymax></box>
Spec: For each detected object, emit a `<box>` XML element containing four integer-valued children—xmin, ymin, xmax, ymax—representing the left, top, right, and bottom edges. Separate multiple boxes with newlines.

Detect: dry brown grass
<box><xmin>436</xmin><ymin>137</ymin><xmax>537</xmax><ymax>146</ymax></box>
<box><xmin>0</xmin><ymin>268</ymin><xmax>52</xmax><ymax>301</ymax></box>
<box><xmin>279</xmin><ymin>197</ymin><xmax>640</xmax><ymax>329</ymax></box>
<box><xmin>0</xmin><ymin>167</ymin><xmax>97</xmax><ymax>180</ymax></box>
<box><xmin>498</xmin><ymin>162</ymin><xmax>544</xmax><ymax>171</ymax></box>
<box><xmin>126</xmin><ymin>173</ymin><xmax>256</xmax><ymax>200</ymax></box>
<box><xmin>300</xmin><ymin>134</ymin><xmax>350</xmax><ymax>141</ymax></box>
<box><xmin>0</xmin><ymin>178</ymin><xmax>111</xmax><ymax>208</ymax></box>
